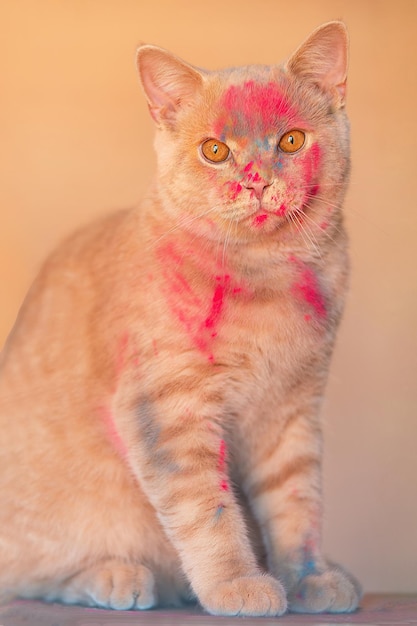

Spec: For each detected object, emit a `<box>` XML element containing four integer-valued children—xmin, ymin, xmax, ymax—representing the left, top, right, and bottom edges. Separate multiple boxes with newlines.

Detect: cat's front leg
<box><xmin>240</xmin><ymin>399</ymin><xmax>361</xmax><ymax>614</ymax></box>
<box><xmin>128</xmin><ymin>394</ymin><xmax>287</xmax><ymax>617</ymax></box>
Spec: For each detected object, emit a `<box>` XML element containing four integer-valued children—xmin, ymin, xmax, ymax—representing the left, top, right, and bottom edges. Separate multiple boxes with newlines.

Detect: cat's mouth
<box><xmin>244</xmin><ymin>205</ymin><xmax>288</xmax><ymax>231</ymax></box>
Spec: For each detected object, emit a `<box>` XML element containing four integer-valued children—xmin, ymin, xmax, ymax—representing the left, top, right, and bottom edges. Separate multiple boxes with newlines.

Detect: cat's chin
<box><xmin>242</xmin><ymin>207</ymin><xmax>288</xmax><ymax>232</ymax></box>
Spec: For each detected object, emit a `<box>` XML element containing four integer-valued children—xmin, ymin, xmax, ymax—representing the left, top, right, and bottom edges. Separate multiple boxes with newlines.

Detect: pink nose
<box><xmin>244</xmin><ymin>180</ymin><xmax>271</xmax><ymax>200</ymax></box>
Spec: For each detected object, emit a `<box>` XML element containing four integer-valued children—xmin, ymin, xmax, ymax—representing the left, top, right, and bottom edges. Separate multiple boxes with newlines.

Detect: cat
<box><xmin>0</xmin><ymin>21</ymin><xmax>361</xmax><ymax>617</ymax></box>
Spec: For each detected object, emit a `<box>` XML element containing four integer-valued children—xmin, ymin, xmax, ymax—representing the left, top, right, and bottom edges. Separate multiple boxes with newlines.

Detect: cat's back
<box><xmin>0</xmin><ymin>207</ymin><xmax>142</xmax><ymax>367</ymax></box>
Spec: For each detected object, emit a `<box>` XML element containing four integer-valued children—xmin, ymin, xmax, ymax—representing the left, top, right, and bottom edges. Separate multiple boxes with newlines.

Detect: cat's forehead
<box><xmin>208</xmin><ymin>65</ymin><xmax>302</xmax><ymax>139</ymax></box>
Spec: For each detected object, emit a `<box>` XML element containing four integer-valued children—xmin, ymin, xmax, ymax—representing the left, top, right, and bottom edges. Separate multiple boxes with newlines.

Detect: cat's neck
<box><xmin>145</xmin><ymin>218</ymin><xmax>289</xmax><ymax>294</ymax></box>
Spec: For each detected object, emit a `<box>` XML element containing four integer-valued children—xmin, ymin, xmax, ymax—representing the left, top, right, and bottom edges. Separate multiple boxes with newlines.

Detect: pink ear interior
<box><xmin>287</xmin><ymin>22</ymin><xmax>349</xmax><ymax>107</ymax></box>
<box><xmin>137</xmin><ymin>45</ymin><xmax>205</xmax><ymax>126</ymax></box>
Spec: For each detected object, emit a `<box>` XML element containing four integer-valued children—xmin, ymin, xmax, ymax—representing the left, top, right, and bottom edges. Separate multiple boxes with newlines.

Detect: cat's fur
<box><xmin>0</xmin><ymin>22</ymin><xmax>361</xmax><ymax>616</ymax></box>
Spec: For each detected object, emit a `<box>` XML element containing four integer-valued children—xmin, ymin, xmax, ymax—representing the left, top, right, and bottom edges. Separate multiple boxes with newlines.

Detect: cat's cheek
<box><xmin>297</xmin><ymin>142</ymin><xmax>322</xmax><ymax>187</ymax></box>
<box><xmin>224</xmin><ymin>180</ymin><xmax>243</xmax><ymax>202</ymax></box>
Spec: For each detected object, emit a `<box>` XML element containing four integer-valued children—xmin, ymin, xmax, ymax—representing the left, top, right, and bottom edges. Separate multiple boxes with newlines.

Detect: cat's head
<box><xmin>137</xmin><ymin>22</ymin><xmax>349</xmax><ymax>243</ymax></box>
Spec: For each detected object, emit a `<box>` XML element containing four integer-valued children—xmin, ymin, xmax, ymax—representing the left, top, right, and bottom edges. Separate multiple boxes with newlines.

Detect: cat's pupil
<box><xmin>213</xmin><ymin>144</ymin><xmax>219</xmax><ymax>154</ymax></box>
<box><xmin>288</xmin><ymin>135</ymin><xmax>294</xmax><ymax>144</ymax></box>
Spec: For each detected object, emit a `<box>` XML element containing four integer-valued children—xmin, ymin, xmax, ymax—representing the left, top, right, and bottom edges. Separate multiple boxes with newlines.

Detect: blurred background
<box><xmin>1</xmin><ymin>0</ymin><xmax>416</xmax><ymax>593</ymax></box>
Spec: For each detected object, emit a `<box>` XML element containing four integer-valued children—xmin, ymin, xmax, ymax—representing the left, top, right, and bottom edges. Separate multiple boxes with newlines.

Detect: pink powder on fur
<box><xmin>205</xmin><ymin>276</ymin><xmax>229</xmax><ymax>329</ymax></box>
<box><xmin>290</xmin><ymin>256</ymin><xmax>326</xmax><ymax>319</ymax></box>
<box><xmin>253</xmin><ymin>213</ymin><xmax>268</xmax><ymax>226</ymax></box>
<box><xmin>157</xmin><ymin>246</ymin><xmax>245</xmax><ymax>362</ymax></box>
<box><xmin>300</xmin><ymin>142</ymin><xmax>322</xmax><ymax>185</ymax></box>
<box><xmin>297</xmin><ymin>268</ymin><xmax>326</xmax><ymax>318</ymax></box>
<box><xmin>276</xmin><ymin>203</ymin><xmax>286</xmax><ymax>216</ymax></box>
<box><xmin>310</xmin><ymin>143</ymin><xmax>321</xmax><ymax>171</ymax></box>
<box><xmin>218</xmin><ymin>440</ymin><xmax>229</xmax><ymax>491</ymax></box>
<box><xmin>218</xmin><ymin>439</ymin><xmax>227</xmax><ymax>472</ymax></box>
<box><xmin>215</xmin><ymin>81</ymin><xmax>297</xmax><ymax>136</ymax></box>
<box><xmin>99</xmin><ymin>405</ymin><xmax>128</xmax><ymax>459</ymax></box>
<box><xmin>227</xmin><ymin>181</ymin><xmax>243</xmax><ymax>200</ymax></box>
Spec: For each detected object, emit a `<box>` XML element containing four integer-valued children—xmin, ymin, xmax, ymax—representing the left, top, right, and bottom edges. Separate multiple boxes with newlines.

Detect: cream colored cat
<box><xmin>0</xmin><ymin>22</ymin><xmax>361</xmax><ymax>616</ymax></box>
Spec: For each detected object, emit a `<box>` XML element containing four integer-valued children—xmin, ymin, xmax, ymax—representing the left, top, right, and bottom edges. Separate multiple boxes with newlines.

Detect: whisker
<box><xmin>146</xmin><ymin>205</ymin><xmax>219</xmax><ymax>251</ymax></box>
<box><xmin>222</xmin><ymin>217</ymin><xmax>235</xmax><ymax>269</ymax></box>
<box><xmin>297</xmin><ymin>207</ymin><xmax>344</xmax><ymax>248</ymax></box>
<box><xmin>291</xmin><ymin>209</ymin><xmax>321</xmax><ymax>258</ymax></box>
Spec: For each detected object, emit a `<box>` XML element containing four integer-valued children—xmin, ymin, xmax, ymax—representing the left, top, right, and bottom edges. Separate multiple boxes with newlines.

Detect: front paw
<box><xmin>200</xmin><ymin>574</ymin><xmax>287</xmax><ymax>617</ymax></box>
<box><xmin>288</xmin><ymin>566</ymin><xmax>361</xmax><ymax>614</ymax></box>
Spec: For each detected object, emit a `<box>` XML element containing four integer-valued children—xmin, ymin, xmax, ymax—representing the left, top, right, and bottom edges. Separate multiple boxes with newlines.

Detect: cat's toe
<box><xmin>90</xmin><ymin>561</ymin><xmax>156</xmax><ymax>610</ymax></box>
<box><xmin>288</xmin><ymin>567</ymin><xmax>361</xmax><ymax>614</ymax></box>
<box><xmin>200</xmin><ymin>574</ymin><xmax>287</xmax><ymax>617</ymax></box>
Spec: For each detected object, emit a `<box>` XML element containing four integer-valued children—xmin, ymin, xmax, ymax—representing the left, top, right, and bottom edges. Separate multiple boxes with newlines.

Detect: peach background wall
<box><xmin>1</xmin><ymin>0</ymin><xmax>416</xmax><ymax>593</ymax></box>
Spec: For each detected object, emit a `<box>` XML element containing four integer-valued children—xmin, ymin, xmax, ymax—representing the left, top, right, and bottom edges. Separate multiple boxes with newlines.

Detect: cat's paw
<box><xmin>61</xmin><ymin>559</ymin><xmax>157</xmax><ymax>610</ymax></box>
<box><xmin>288</xmin><ymin>566</ymin><xmax>361</xmax><ymax>614</ymax></box>
<box><xmin>90</xmin><ymin>561</ymin><xmax>156</xmax><ymax>610</ymax></box>
<box><xmin>200</xmin><ymin>574</ymin><xmax>287</xmax><ymax>617</ymax></box>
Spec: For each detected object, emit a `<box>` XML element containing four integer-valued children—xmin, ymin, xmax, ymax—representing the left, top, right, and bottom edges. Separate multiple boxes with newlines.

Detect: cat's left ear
<box><xmin>286</xmin><ymin>21</ymin><xmax>349</xmax><ymax>109</ymax></box>
<box><xmin>137</xmin><ymin>44</ymin><xmax>206</xmax><ymax>128</ymax></box>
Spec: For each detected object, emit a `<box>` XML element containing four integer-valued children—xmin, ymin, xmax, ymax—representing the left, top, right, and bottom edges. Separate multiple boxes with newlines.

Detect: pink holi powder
<box><xmin>218</xmin><ymin>440</ymin><xmax>229</xmax><ymax>491</ymax></box>
<box><xmin>215</xmin><ymin>81</ymin><xmax>297</xmax><ymax>136</ymax></box>
<box><xmin>157</xmin><ymin>241</ymin><xmax>183</xmax><ymax>266</ymax></box>
<box><xmin>218</xmin><ymin>439</ymin><xmax>227</xmax><ymax>472</ymax></box>
<box><xmin>290</xmin><ymin>256</ymin><xmax>327</xmax><ymax>319</ymax></box>
<box><xmin>310</xmin><ymin>143</ymin><xmax>321</xmax><ymax>172</ymax></box>
<box><xmin>205</xmin><ymin>284</ymin><xmax>224</xmax><ymax>329</ymax></box>
<box><xmin>99</xmin><ymin>405</ymin><xmax>128</xmax><ymax>459</ymax></box>
<box><xmin>253</xmin><ymin>213</ymin><xmax>268</xmax><ymax>226</ymax></box>
<box><xmin>170</xmin><ymin>271</ymin><xmax>194</xmax><ymax>297</ymax></box>
<box><xmin>244</xmin><ymin>161</ymin><xmax>254</xmax><ymax>172</ymax></box>
<box><xmin>297</xmin><ymin>269</ymin><xmax>326</xmax><ymax>318</ymax></box>
<box><xmin>227</xmin><ymin>181</ymin><xmax>243</xmax><ymax>200</ymax></box>
<box><xmin>205</xmin><ymin>276</ymin><xmax>229</xmax><ymax>329</ymax></box>
<box><xmin>276</xmin><ymin>203</ymin><xmax>286</xmax><ymax>217</ymax></box>
<box><xmin>157</xmin><ymin>246</ymin><xmax>245</xmax><ymax>363</ymax></box>
<box><xmin>299</xmin><ymin>142</ymin><xmax>322</xmax><ymax>185</ymax></box>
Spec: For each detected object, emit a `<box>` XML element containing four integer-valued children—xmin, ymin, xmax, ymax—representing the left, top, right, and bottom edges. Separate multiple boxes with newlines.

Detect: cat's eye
<box><xmin>201</xmin><ymin>139</ymin><xmax>230</xmax><ymax>163</ymax></box>
<box><xmin>278</xmin><ymin>130</ymin><xmax>306</xmax><ymax>154</ymax></box>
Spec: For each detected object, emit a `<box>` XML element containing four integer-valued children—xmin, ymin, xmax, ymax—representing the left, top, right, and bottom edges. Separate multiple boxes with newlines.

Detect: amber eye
<box><xmin>278</xmin><ymin>130</ymin><xmax>306</xmax><ymax>154</ymax></box>
<box><xmin>201</xmin><ymin>139</ymin><xmax>230</xmax><ymax>163</ymax></box>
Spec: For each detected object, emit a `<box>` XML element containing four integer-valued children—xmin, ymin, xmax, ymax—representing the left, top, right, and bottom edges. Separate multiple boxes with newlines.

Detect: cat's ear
<box><xmin>136</xmin><ymin>45</ymin><xmax>206</xmax><ymax>127</ymax></box>
<box><xmin>286</xmin><ymin>21</ymin><xmax>349</xmax><ymax>109</ymax></box>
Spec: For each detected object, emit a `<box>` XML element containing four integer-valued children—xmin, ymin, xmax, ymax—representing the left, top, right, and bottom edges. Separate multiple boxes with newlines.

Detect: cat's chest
<box><xmin>150</xmin><ymin>253</ymin><xmax>342</xmax><ymax>371</ymax></box>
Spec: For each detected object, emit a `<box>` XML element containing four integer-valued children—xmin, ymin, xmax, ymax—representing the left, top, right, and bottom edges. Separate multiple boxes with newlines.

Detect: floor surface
<box><xmin>0</xmin><ymin>594</ymin><xmax>416</xmax><ymax>626</ymax></box>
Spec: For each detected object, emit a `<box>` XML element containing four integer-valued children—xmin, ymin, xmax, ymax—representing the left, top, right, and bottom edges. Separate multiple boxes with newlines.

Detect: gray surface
<box><xmin>0</xmin><ymin>595</ymin><xmax>416</xmax><ymax>626</ymax></box>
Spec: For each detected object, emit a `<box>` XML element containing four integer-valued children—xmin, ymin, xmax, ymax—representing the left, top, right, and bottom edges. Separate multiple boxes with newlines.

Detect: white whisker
<box><xmin>291</xmin><ymin>208</ymin><xmax>321</xmax><ymax>258</ymax></box>
<box><xmin>146</xmin><ymin>205</ymin><xmax>219</xmax><ymax>251</ymax></box>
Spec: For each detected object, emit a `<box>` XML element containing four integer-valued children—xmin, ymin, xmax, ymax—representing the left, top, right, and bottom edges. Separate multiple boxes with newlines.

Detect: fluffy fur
<box><xmin>0</xmin><ymin>22</ymin><xmax>361</xmax><ymax>616</ymax></box>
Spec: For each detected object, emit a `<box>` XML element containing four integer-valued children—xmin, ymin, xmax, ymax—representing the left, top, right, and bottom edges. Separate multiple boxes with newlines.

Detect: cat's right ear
<box><xmin>136</xmin><ymin>45</ymin><xmax>205</xmax><ymax>128</ymax></box>
<box><xmin>286</xmin><ymin>21</ymin><xmax>349</xmax><ymax>109</ymax></box>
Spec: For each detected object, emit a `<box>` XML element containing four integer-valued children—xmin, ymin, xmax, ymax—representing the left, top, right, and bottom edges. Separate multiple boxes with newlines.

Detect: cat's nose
<box><xmin>244</xmin><ymin>180</ymin><xmax>271</xmax><ymax>200</ymax></box>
